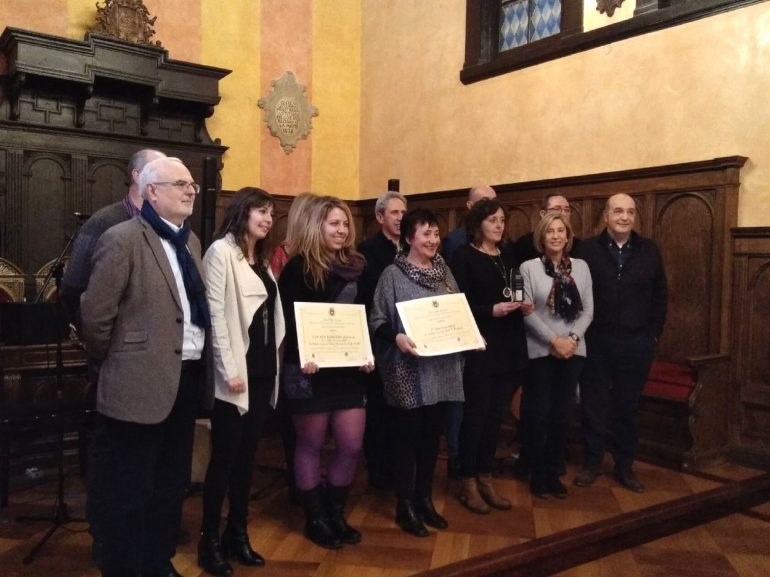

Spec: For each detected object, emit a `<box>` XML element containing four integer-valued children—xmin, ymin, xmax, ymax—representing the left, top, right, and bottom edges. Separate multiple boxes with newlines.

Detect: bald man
<box><xmin>573</xmin><ymin>193</ymin><xmax>667</xmax><ymax>493</ymax></box>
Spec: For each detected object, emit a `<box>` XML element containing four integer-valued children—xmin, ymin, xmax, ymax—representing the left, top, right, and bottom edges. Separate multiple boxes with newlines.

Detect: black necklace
<box><xmin>489</xmin><ymin>253</ymin><xmax>514</xmax><ymax>300</ymax></box>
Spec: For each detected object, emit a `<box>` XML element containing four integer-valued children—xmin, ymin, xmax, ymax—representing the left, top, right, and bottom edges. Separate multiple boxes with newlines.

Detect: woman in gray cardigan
<box><xmin>520</xmin><ymin>212</ymin><xmax>593</xmax><ymax>499</ymax></box>
<box><xmin>369</xmin><ymin>208</ymin><xmax>464</xmax><ymax>537</ymax></box>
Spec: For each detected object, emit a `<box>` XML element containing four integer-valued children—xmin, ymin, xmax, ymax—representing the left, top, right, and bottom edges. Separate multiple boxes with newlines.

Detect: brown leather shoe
<box><xmin>615</xmin><ymin>468</ymin><xmax>645</xmax><ymax>493</ymax></box>
<box><xmin>459</xmin><ymin>477</ymin><xmax>491</xmax><ymax>514</ymax></box>
<box><xmin>573</xmin><ymin>468</ymin><xmax>602</xmax><ymax>487</ymax></box>
<box><xmin>477</xmin><ymin>474</ymin><xmax>512</xmax><ymax>510</ymax></box>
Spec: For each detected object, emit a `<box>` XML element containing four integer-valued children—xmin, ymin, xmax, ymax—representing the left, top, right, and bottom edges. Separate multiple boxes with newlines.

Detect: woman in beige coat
<box><xmin>198</xmin><ymin>188</ymin><xmax>285</xmax><ymax>576</ymax></box>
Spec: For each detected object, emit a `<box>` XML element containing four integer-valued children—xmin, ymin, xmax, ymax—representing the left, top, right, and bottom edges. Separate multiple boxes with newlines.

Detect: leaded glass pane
<box><xmin>500</xmin><ymin>1</ymin><xmax>529</xmax><ymax>51</ymax></box>
<box><xmin>532</xmin><ymin>0</ymin><xmax>561</xmax><ymax>41</ymax></box>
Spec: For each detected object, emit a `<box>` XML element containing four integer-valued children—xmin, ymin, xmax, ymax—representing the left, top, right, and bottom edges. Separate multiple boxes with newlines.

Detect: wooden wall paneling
<box><xmin>0</xmin><ymin>27</ymin><xmax>230</xmax><ymax>286</ymax></box>
<box><xmin>88</xmin><ymin>157</ymin><xmax>129</xmax><ymax>212</ymax></box>
<box><xmin>731</xmin><ymin>227</ymin><xmax>770</xmax><ymax>468</ymax></box>
<box><xmin>655</xmin><ymin>191</ymin><xmax>714</xmax><ymax>362</ymax></box>
<box><xmin>25</xmin><ymin>153</ymin><xmax>69</xmax><ymax>275</ymax></box>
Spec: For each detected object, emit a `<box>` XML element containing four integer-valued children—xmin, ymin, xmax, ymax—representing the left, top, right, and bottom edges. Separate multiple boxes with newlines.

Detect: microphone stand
<box><xmin>20</xmin><ymin>223</ymin><xmax>87</xmax><ymax>564</ymax></box>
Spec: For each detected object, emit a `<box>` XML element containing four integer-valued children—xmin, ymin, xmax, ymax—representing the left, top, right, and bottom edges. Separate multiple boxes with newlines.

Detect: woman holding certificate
<box><xmin>200</xmin><ymin>188</ymin><xmax>285</xmax><ymax>576</ymax></box>
<box><xmin>449</xmin><ymin>199</ymin><xmax>531</xmax><ymax>514</ymax></box>
<box><xmin>520</xmin><ymin>212</ymin><xmax>593</xmax><ymax>499</ymax></box>
<box><xmin>278</xmin><ymin>196</ymin><xmax>372</xmax><ymax>550</ymax></box>
<box><xmin>370</xmin><ymin>208</ymin><xmax>465</xmax><ymax>537</ymax></box>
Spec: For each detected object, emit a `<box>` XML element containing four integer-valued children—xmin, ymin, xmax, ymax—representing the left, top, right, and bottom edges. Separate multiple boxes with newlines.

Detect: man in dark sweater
<box><xmin>573</xmin><ymin>193</ymin><xmax>667</xmax><ymax>493</ymax></box>
<box><xmin>61</xmin><ymin>148</ymin><xmax>165</xmax><ymax>328</ymax></box>
<box><xmin>357</xmin><ymin>190</ymin><xmax>407</xmax><ymax>488</ymax></box>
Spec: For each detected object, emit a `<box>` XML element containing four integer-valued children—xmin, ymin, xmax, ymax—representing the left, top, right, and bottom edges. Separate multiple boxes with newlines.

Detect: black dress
<box><xmin>278</xmin><ymin>255</ymin><xmax>366</xmax><ymax>414</ymax></box>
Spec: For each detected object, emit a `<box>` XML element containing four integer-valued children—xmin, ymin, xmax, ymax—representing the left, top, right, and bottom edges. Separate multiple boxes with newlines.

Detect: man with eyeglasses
<box><xmin>81</xmin><ymin>156</ymin><xmax>213</xmax><ymax>577</ymax></box>
<box><xmin>60</xmin><ymin>148</ymin><xmax>166</xmax><ymax>565</ymax></box>
<box><xmin>513</xmin><ymin>194</ymin><xmax>581</xmax><ymax>263</ymax></box>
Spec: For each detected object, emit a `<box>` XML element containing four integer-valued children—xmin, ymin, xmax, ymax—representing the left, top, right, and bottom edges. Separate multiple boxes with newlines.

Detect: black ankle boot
<box><xmin>415</xmin><ymin>496</ymin><xmax>448</xmax><ymax>529</ymax></box>
<box><xmin>300</xmin><ymin>486</ymin><xmax>343</xmax><ymax>549</ymax></box>
<box><xmin>395</xmin><ymin>498</ymin><xmax>428</xmax><ymax>537</ymax></box>
<box><xmin>221</xmin><ymin>522</ymin><xmax>265</xmax><ymax>566</ymax></box>
<box><xmin>197</xmin><ymin>533</ymin><xmax>233</xmax><ymax>577</ymax></box>
<box><xmin>326</xmin><ymin>484</ymin><xmax>361</xmax><ymax>544</ymax></box>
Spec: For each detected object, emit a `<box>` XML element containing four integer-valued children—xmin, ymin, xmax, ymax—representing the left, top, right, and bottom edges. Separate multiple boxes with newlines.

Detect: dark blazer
<box><xmin>356</xmin><ymin>231</ymin><xmax>398</xmax><ymax>311</ymax></box>
<box><xmin>80</xmin><ymin>216</ymin><xmax>212</xmax><ymax>424</ymax></box>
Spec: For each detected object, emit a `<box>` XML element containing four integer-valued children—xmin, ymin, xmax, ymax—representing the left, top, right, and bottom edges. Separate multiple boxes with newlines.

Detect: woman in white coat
<box><xmin>198</xmin><ymin>188</ymin><xmax>285</xmax><ymax>576</ymax></box>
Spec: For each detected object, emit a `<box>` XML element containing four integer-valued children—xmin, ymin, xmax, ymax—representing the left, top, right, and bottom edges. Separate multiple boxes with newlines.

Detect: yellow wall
<box><xmin>311</xmin><ymin>0</ymin><xmax>361</xmax><ymax>199</ymax></box>
<box><xmin>360</xmin><ymin>0</ymin><xmax>770</xmax><ymax>226</ymax></box>
<box><xmin>1</xmin><ymin>0</ymin><xmax>361</xmax><ymax>199</ymax></box>
<box><xmin>3</xmin><ymin>1</ymin><xmax>770</xmax><ymax>224</ymax></box>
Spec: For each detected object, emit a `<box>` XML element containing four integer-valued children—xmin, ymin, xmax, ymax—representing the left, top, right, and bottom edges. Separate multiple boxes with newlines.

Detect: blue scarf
<box><xmin>141</xmin><ymin>202</ymin><xmax>211</xmax><ymax>329</ymax></box>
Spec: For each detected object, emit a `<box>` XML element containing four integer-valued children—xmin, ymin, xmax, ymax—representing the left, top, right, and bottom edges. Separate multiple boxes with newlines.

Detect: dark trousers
<box><xmin>459</xmin><ymin>371</ymin><xmax>518</xmax><ymax>478</ymax></box>
<box><xmin>201</xmin><ymin>377</ymin><xmax>273</xmax><ymax>535</ymax></box>
<box><xmin>525</xmin><ymin>356</ymin><xmax>584</xmax><ymax>486</ymax></box>
<box><xmin>88</xmin><ymin>364</ymin><xmax>201</xmax><ymax>577</ymax></box>
<box><xmin>362</xmin><ymin>371</ymin><xmax>392</xmax><ymax>484</ymax></box>
<box><xmin>580</xmin><ymin>330</ymin><xmax>656</xmax><ymax>471</ymax></box>
<box><xmin>390</xmin><ymin>403</ymin><xmax>447</xmax><ymax>500</ymax></box>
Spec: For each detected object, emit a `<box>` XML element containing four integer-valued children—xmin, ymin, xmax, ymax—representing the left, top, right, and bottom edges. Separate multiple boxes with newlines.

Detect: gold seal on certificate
<box><xmin>294</xmin><ymin>302</ymin><xmax>374</xmax><ymax>368</ymax></box>
<box><xmin>396</xmin><ymin>293</ymin><xmax>485</xmax><ymax>356</ymax></box>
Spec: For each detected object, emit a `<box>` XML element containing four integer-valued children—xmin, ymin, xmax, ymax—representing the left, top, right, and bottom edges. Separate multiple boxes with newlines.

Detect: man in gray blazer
<box><xmin>81</xmin><ymin>156</ymin><xmax>212</xmax><ymax>577</ymax></box>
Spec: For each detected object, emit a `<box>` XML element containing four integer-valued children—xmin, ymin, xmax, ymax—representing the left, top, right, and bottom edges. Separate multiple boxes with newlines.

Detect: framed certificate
<box><xmin>396</xmin><ymin>293</ymin><xmax>485</xmax><ymax>356</ymax></box>
<box><xmin>294</xmin><ymin>302</ymin><xmax>374</xmax><ymax>368</ymax></box>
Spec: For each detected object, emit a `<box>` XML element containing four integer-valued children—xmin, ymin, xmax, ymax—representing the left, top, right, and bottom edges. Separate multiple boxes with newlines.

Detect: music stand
<box><xmin>10</xmin><ymin>231</ymin><xmax>88</xmax><ymax>564</ymax></box>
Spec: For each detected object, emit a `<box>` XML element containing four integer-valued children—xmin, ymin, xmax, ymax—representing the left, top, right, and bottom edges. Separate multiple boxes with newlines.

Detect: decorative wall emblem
<box><xmin>258</xmin><ymin>71</ymin><xmax>318</xmax><ymax>155</ymax></box>
<box><xmin>91</xmin><ymin>0</ymin><xmax>162</xmax><ymax>47</ymax></box>
<box><xmin>597</xmin><ymin>0</ymin><xmax>626</xmax><ymax>17</ymax></box>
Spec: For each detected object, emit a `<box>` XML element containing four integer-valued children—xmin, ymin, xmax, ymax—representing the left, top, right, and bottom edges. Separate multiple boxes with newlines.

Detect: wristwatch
<box><xmin>569</xmin><ymin>332</ymin><xmax>580</xmax><ymax>342</ymax></box>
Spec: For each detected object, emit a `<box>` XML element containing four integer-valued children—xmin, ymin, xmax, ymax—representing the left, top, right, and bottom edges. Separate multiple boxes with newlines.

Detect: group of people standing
<box><xmin>65</xmin><ymin>150</ymin><xmax>666</xmax><ymax>577</ymax></box>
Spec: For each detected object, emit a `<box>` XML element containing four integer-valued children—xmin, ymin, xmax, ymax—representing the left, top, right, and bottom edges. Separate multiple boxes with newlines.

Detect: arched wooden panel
<box><xmin>89</xmin><ymin>159</ymin><xmax>128</xmax><ymax>211</ymax></box>
<box><xmin>656</xmin><ymin>193</ymin><xmax>713</xmax><ymax>362</ymax></box>
<box><xmin>24</xmin><ymin>154</ymin><xmax>69</xmax><ymax>274</ymax></box>
<box><xmin>505</xmin><ymin>205</ymin><xmax>532</xmax><ymax>242</ymax></box>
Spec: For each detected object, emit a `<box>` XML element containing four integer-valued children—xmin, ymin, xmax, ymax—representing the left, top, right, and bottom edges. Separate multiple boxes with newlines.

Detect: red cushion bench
<box><xmin>637</xmin><ymin>355</ymin><xmax>730</xmax><ymax>471</ymax></box>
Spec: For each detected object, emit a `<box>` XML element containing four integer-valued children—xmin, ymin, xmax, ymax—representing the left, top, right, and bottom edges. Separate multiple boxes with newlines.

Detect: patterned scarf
<box><xmin>394</xmin><ymin>252</ymin><xmax>450</xmax><ymax>291</ymax></box>
<box><xmin>140</xmin><ymin>202</ymin><xmax>211</xmax><ymax>329</ymax></box>
<box><xmin>542</xmin><ymin>255</ymin><xmax>583</xmax><ymax>322</ymax></box>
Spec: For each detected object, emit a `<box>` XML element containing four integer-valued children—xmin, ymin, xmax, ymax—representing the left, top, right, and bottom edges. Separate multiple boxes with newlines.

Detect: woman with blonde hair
<box><xmin>278</xmin><ymin>196</ymin><xmax>373</xmax><ymax>549</ymax></box>
<box><xmin>270</xmin><ymin>192</ymin><xmax>318</xmax><ymax>278</ymax></box>
<box><xmin>520</xmin><ymin>212</ymin><xmax>593</xmax><ymax>499</ymax></box>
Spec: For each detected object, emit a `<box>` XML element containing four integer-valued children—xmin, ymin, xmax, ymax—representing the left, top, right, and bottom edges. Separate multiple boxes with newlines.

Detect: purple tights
<box><xmin>293</xmin><ymin>408</ymin><xmax>365</xmax><ymax>491</ymax></box>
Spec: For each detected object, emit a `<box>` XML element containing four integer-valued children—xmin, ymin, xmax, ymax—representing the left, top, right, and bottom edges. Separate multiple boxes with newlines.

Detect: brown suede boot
<box><xmin>458</xmin><ymin>477</ymin><xmax>490</xmax><ymax>514</ymax></box>
<box><xmin>477</xmin><ymin>474</ymin><xmax>512</xmax><ymax>510</ymax></box>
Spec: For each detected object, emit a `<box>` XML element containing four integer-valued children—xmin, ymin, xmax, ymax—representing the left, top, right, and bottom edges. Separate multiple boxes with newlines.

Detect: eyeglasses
<box><xmin>152</xmin><ymin>180</ymin><xmax>201</xmax><ymax>194</ymax></box>
<box><xmin>546</xmin><ymin>206</ymin><xmax>571</xmax><ymax>214</ymax></box>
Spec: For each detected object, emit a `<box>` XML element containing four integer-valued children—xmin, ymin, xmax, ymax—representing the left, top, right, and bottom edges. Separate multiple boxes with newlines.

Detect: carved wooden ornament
<box><xmin>258</xmin><ymin>72</ymin><xmax>318</xmax><ymax>155</ymax></box>
<box><xmin>91</xmin><ymin>0</ymin><xmax>162</xmax><ymax>47</ymax></box>
<box><xmin>597</xmin><ymin>0</ymin><xmax>626</xmax><ymax>17</ymax></box>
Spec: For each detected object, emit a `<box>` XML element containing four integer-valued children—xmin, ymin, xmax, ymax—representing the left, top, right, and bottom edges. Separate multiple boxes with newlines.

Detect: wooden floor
<box><xmin>2</xmin><ymin>438</ymin><xmax>769</xmax><ymax>577</ymax></box>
